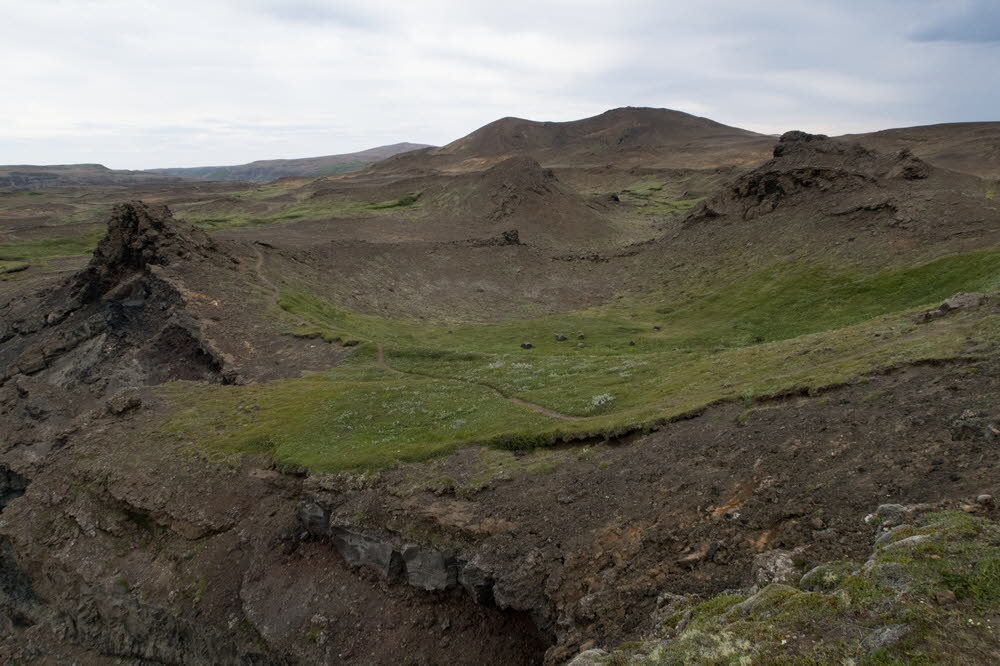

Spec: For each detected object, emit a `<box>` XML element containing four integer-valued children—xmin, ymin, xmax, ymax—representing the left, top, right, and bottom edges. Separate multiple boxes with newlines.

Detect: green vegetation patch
<box><xmin>159</xmin><ymin>348</ymin><xmax>552</xmax><ymax>472</ymax></box>
<box><xmin>618</xmin><ymin>180</ymin><xmax>703</xmax><ymax>219</ymax></box>
<box><xmin>0</xmin><ymin>229</ymin><xmax>102</xmax><ymax>261</ymax></box>
<box><xmin>369</xmin><ymin>191</ymin><xmax>422</xmax><ymax>209</ymax></box>
<box><xmin>156</xmin><ymin>246</ymin><xmax>1000</xmax><ymax>473</ymax></box>
<box><xmin>279</xmin><ymin>248</ymin><xmax>1000</xmax><ymax>416</ymax></box>
<box><xmin>177</xmin><ymin>190</ymin><xmax>425</xmax><ymax>231</ymax></box>
<box><xmin>603</xmin><ymin>511</ymin><xmax>1000</xmax><ymax>664</ymax></box>
<box><xmin>281</xmin><ymin>247</ymin><xmax>1000</xmax><ymax>352</ymax></box>
<box><xmin>623</xmin><ymin>180</ymin><xmax>665</xmax><ymax>197</ymax></box>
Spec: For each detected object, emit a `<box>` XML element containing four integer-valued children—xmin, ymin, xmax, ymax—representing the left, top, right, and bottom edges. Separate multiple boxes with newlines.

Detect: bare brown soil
<box><xmin>843</xmin><ymin>121</ymin><xmax>1000</xmax><ymax>179</ymax></box>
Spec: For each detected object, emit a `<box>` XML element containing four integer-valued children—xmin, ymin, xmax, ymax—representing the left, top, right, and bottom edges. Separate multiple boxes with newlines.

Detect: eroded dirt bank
<box><xmin>1</xmin><ymin>349</ymin><xmax>997</xmax><ymax>663</ymax></box>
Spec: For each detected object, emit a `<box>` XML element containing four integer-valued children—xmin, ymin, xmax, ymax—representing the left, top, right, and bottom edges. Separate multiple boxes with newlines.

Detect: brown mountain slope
<box><xmin>146</xmin><ymin>142</ymin><xmax>434</xmax><ymax>182</ymax></box>
<box><xmin>841</xmin><ymin>122</ymin><xmax>1000</xmax><ymax>180</ymax></box>
<box><xmin>0</xmin><ymin>164</ymin><xmax>180</xmax><ymax>189</ymax></box>
<box><xmin>373</xmin><ymin>107</ymin><xmax>774</xmax><ymax>174</ymax></box>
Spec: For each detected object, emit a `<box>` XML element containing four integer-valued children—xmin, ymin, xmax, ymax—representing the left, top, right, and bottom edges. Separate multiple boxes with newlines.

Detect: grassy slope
<box><xmin>599</xmin><ymin>510</ymin><xmax>1000</xmax><ymax>665</ymax></box>
<box><xmin>157</xmin><ymin>248</ymin><xmax>1000</xmax><ymax>472</ymax></box>
<box><xmin>173</xmin><ymin>179</ymin><xmax>424</xmax><ymax>231</ymax></box>
<box><xmin>0</xmin><ymin>228</ymin><xmax>104</xmax><ymax>268</ymax></box>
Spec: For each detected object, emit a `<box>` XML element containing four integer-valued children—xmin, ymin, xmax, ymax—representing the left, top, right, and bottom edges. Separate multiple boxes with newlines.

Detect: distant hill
<box><xmin>372</xmin><ymin>107</ymin><xmax>775</xmax><ymax>174</ymax></box>
<box><xmin>146</xmin><ymin>142</ymin><xmax>434</xmax><ymax>182</ymax></box>
<box><xmin>0</xmin><ymin>163</ymin><xmax>180</xmax><ymax>189</ymax></box>
<box><xmin>841</xmin><ymin>122</ymin><xmax>1000</xmax><ymax>180</ymax></box>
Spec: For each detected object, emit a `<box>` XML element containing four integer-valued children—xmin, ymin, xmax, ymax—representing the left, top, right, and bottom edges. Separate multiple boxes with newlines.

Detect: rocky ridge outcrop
<box><xmin>687</xmin><ymin>130</ymin><xmax>935</xmax><ymax>222</ymax></box>
<box><xmin>1</xmin><ymin>202</ymin><xmax>237</xmax><ymax>393</ymax></box>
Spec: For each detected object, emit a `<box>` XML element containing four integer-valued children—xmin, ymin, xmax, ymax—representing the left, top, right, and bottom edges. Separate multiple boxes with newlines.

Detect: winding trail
<box><xmin>252</xmin><ymin>243</ymin><xmax>281</xmax><ymax>297</ymax></box>
<box><xmin>253</xmin><ymin>243</ymin><xmax>580</xmax><ymax>421</ymax></box>
<box><xmin>376</xmin><ymin>343</ymin><xmax>583</xmax><ymax>421</ymax></box>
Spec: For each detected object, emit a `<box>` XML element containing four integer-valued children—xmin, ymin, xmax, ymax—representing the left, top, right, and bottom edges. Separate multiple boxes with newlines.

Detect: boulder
<box><xmin>568</xmin><ymin>649</ymin><xmax>609</xmax><ymax>666</ymax></box>
<box><xmin>402</xmin><ymin>545</ymin><xmax>462</xmax><ymax>591</ymax></box>
<box><xmin>298</xmin><ymin>502</ymin><xmax>330</xmax><ymax>537</ymax></box>
<box><xmin>751</xmin><ymin>550</ymin><xmax>799</xmax><ymax>587</ymax></box>
<box><xmin>941</xmin><ymin>292</ymin><xmax>985</xmax><ymax>311</ymax></box>
<box><xmin>106</xmin><ymin>388</ymin><xmax>142</xmax><ymax>415</ymax></box>
<box><xmin>918</xmin><ymin>292</ymin><xmax>986</xmax><ymax>322</ymax></box>
<box><xmin>499</xmin><ymin>229</ymin><xmax>521</xmax><ymax>245</ymax></box>
<box><xmin>799</xmin><ymin>561</ymin><xmax>856</xmax><ymax>592</ymax></box>
<box><xmin>330</xmin><ymin>527</ymin><xmax>405</xmax><ymax>581</ymax></box>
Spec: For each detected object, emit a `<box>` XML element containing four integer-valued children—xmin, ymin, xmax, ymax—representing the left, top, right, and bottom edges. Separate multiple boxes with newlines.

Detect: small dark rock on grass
<box><xmin>521</xmin><ymin>342</ymin><xmax>533</xmax><ymax>349</ymax></box>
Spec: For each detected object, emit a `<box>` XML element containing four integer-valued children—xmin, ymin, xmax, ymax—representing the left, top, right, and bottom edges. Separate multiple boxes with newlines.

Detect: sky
<box><xmin>1</xmin><ymin>0</ymin><xmax>998</xmax><ymax>169</ymax></box>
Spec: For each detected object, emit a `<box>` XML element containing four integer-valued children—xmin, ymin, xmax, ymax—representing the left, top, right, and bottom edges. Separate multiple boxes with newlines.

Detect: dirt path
<box><xmin>252</xmin><ymin>242</ymin><xmax>317</xmax><ymax>330</ymax></box>
<box><xmin>252</xmin><ymin>243</ymin><xmax>281</xmax><ymax>297</ymax></box>
<box><xmin>376</xmin><ymin>343</ymin><xmax>582</xmax><ymax>421</ymax></box>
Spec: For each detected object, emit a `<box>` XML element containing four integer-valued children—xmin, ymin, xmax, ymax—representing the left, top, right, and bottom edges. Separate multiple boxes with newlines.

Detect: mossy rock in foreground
<box><xmin>588</xmin><ymin>509</ymin><xmax>1000</xmax><ymax>665</ymax></box>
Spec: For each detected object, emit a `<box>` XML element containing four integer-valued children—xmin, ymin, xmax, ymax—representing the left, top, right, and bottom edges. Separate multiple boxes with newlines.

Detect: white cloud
<box><xmin>0</xmin><ymin>0</ymin><xmax>996</xmax><ymax>168</ymax></box>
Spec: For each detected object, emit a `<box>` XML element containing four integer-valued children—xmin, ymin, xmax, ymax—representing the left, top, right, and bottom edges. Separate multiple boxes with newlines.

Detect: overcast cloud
<box><xmin>1</xmin><ymin>0</ymin><xmax>998</xmax><ymax>169</ymax></box>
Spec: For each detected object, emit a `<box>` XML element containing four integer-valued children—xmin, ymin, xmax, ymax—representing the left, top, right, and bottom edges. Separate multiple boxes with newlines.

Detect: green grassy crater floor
<box><xmin>157</xmin><ymin>248</ymin><xmax>1000</xmax><ymax>472</ymax></box>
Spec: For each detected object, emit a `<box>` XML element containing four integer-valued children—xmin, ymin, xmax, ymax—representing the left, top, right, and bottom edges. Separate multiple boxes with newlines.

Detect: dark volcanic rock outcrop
<box><xmin>1</xmin><ymin>202</ymin><xmax>235</xmax><ymax>395</ymax></box>
<box><xmin>689</xmin><ymin>131</ymin><xmax>935</xmax><ymax>222</ymax></box>
<box><xmin>72</xmin><ymin>201</ymin><xmax>219</xmax><ymax>302</ymax></box>
<box><xmin>677</xmin><ymin>130</ymin><xmax>1000</xmax><ymax>259</ymax></box>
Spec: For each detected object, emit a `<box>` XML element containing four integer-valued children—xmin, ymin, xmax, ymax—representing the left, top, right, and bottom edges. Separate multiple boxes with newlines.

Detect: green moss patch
<box><xmin>606</xmin><ymin>511</ymin><xmax>1000</xmax><ymax>664</ymax></box>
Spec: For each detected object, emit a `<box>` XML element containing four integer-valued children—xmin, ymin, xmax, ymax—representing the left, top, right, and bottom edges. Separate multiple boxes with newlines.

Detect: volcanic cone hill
<box><xmin>431</xmin><ymin>155</ymin><xmax>616</xmax><ymax>246</ymax></box>
<box><xmin>371</xmin><ymin>107</ymin><xmax>775</xmax><ymax>175</ymax></box>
